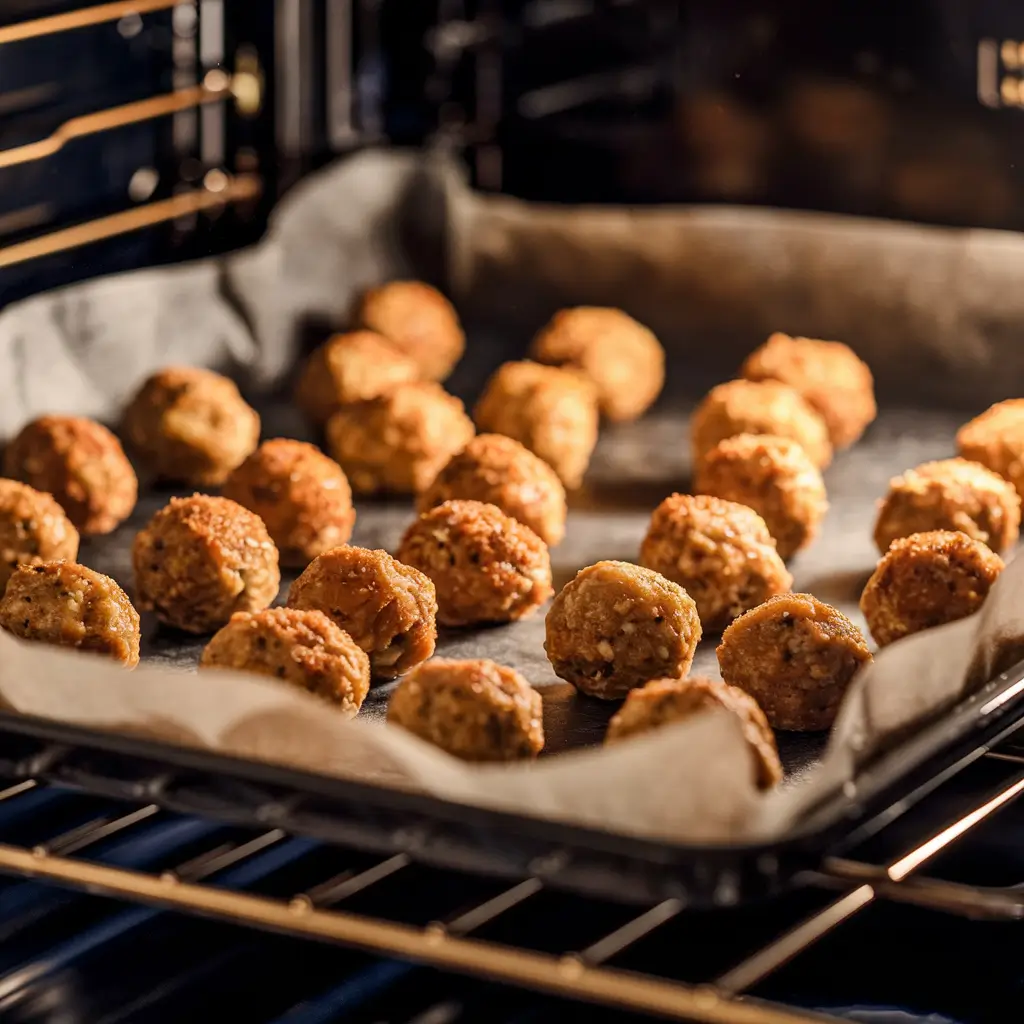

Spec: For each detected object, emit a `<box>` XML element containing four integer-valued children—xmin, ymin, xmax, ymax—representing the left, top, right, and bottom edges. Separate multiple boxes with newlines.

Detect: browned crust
<box><xmin>860</xmin><ymin>529</ymin><xmax>1005</xmax><ymax>647</ymax></box>
<box><xmin>3</xmin><ymin>416</ymin><xmax>138</xmax><ymax>535</ymax></box>
<box><xmin>0</xmin><ymin>560</ymin><xmax>140</xmax><ymax>667</ymax></box>
<box><xmin>606</xmin><ymin>675</ymin><xmax>782</xmax><ymax>789</ymax></box>
<box><xmin>387</xmin><ymin>658</ymin><xmax>544</xmax><ymax>762</ymax></box>
<box><xmin>0</xmin><ymin>479</ymin><xmax>80</xmax><ymax>592</ymax></box>
<box><xmin>287</xmin><ymin>545</ymin><xmax>437</xmax><ymax>679</ymax></box>
<box><xmin>132</xmin><ymin>494</ymin><xmax>280</xmax><ymax>634</ymax></box>
<box><xmin>201</xmin><ymin>607</ymin><xmax>370</xmax><ymax>715</ymax></box>
<box><xmin>717</xmin><ymin>592</ymin><xmax>872</xmax><ymax>732</ymax></box>
<box><xmin>222</xmin><ymin>439</ymin><xmax>355</xmax><ymax>568</ymax></box>
<box><xmin>397</xmin><ymin>500</ymin><xmax>553</xmax><ymax>627</ymax></box>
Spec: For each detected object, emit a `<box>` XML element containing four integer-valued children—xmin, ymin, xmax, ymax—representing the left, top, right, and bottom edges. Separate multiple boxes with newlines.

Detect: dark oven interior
<box><xmin>4</xmin><ymin>4</ymin><xmax>1024</xmax><ymax>1024</ymax></box>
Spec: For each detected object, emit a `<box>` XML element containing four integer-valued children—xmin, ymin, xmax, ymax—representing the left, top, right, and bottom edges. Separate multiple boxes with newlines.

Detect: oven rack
<box><xmin>0</xmin><ymin>747</ymin><xmax>1023</xmax><ymax>1023</ymax></box>
<box><xmin>0</xmin><ymin>0</ymin><xmax>265</xmax><ymax>282</ymax></box>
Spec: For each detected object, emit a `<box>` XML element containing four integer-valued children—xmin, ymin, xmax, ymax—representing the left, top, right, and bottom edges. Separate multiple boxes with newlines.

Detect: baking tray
<box><xmin>3</xmin><ymin>385</ymin><xmax>1024</xmax><ymax>907</ymax></box>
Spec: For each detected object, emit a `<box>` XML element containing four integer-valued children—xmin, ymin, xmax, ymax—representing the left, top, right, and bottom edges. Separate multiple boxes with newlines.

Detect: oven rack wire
<box><xmin>0</xmin><ymin>0</ymin><xmax>263</xmax><ymax>275</ymax></box>
<box><xmin>0</xmin><ymin>747</ymin><xmax>1022</xmax><ymax>1024</ymax></box>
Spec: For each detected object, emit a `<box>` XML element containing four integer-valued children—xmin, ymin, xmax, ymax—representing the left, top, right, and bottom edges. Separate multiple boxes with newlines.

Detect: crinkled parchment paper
<box><xmin>0</xmin><ymin>553</ymin><xmax>1022</xmax><ymax>844</ymax></box>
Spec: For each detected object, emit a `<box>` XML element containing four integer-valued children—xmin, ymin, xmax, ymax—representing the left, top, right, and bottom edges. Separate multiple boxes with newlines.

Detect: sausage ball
<box><xmin>121</xmin><ymin>366</ymin><xmax>260</xmax><ymax>487</ymax></box>
<box><xmin>133</xmin><ymin>495</ymin><xmax>280</xmax><ymax>634</ymax></box>
<box><xmin>717</xmin><ymin>593</ymin><xmax>872</xmax><ymax>732</ymax></box>
<box><xmin>397</xmin><ymin>500</ymin><xmax>553</xmax><ymax>627</ymax></box>
<box><xmin>0</xmin><ymin>561</ymin><xmax>141</xmax><ymax>667</ymax></box>
<box><xmin>474</xmin><ymin>361</ymin><xmax>599</xmax><ymax>489</ymax></box>
<box><xmin>860</xmin><ymin>530</ymin><xmax>1004</xmax><ymax>648</ymax></box>
<box><xmin>288</xmin><ymin>545</ymin><xmax>436</xmax><ymax>679</ymax></box>
<box><xmin>957</xmin><ymin>399</ymin><xmax>1024</xmax><ymax>500</ymax></box>
<box><xmin>0</xmin><ymin>480</ymin><xmax>79</xmax><ymax>592</ymax></box>
<box><xmin>694</xmin><ymin>434</ymin><xmax>828</xmax><ymax>559</ymax></box>
<box><xmin>221</xmin><ymin>439</ymin><xmax>355</xmax><ymax>568</ymax></box>
<box><xmin>606</xmin><ymin>676</ymin><xmax>782</xmax><ymax>789</ymax></box>
<box><xmin>3</xmin><ymin>416</ymin><xmax>137</xmax><ymax>536</ymax></box>
<box><xmin>201</xmin><ymin>607</ymin><xmax>370</xmax><ymax>716</ymax></box>
<box><xmin>356</xmin><ymin>281</ymin><xmax>465</xmax><ymax>381</ymax></box>
<box><xmin>690</xmin><ymin>379</ymin><xmax>832</xmax><ymax>470</ymax></box>
<box><xmin>741</xmin><ymin>332</ymin><xmax>877</xmax><ymax>449</ymax></box>
<box><xmin>326</xmin><ymin>382</ymin><xmax>474</xmax><ymax>496</ymax></box>
<box><xmin>639</xmin><ymin>494</ymin><xmax>792</xmax><ymax>632</ymax></box>
<box><xmin>529</xmin><ymin>307</ymin><xmax>665</xmax><ymax>422</ymax></box>
<box><xmin>387</xmin><ymin>658</ymin><xmax>544</xmax><ymax>762</ymax></box>
<box><xmin>293</xmin><ymin>330</ymin><xmax>420</xmax><ymax>425</ymax></box>
<box><xmin>545</xmin><ymin>560</ymin><xmax>702</xmax><ymax>700</ymax></box>
<box><xmin>873</xmin><ymin>458</ymin><xmax>1020</xmax><ymax>555</ymax></box>
<box><xmin>417</xmin><ymin>434</ymin><xmax>567</xmax><ymax>547</ymax></box>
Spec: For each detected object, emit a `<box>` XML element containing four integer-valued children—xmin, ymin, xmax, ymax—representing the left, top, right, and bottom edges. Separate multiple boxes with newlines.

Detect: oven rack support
<box><xmin>0</xmin><ymin>757</ymin><xmax>1022</xmax><ymax>1024</ymax></box>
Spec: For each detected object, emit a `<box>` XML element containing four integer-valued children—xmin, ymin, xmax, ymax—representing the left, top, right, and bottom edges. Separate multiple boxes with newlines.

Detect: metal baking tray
<box><xmin>3</xmin><ymin>384</ymin><xmax>1023</xmax><ymax>907</ymax></box>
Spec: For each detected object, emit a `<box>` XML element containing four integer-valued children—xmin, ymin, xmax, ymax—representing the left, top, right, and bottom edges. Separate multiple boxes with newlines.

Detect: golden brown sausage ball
<box><xmin>293</xmin><ymin>330</ymin><xmax>420</xmax><ymax>425</ymax></box>
<box><xmin>387</xmin><ymin>658</ymin><xmax>544</xmax><ymax>762</ymax></box>
<box><xmin>397</xmin><ymin>500</ymin><xmax>553</xmax><ymax>628</ymax></box>
<box><xmin>474</xmin><ymin>361</ymin><xmax>599</xmax><ymax>490</ymax></box>
<box><xmin>606</xmin><ymin>676</ymin><xmax>782</xmax><ymax>789</ymax></box>
<box><xmin>545</xmin><ymin>560</ymin><xmax>702</xmax><ymax>700</ymax></box>
<box><xmin>0</xmin><ymin>480</ymin><xmax>79</xmax><ymax>592</ymax></box>
<box><xmin>417</xmin><ymin>434</ymin><xmax>567</xmax><ymax>547</ymax></box>
<box><xmin>133</xmin><ymin>495</ymin><xmax>280</xmax><ymax>634</ymax></box>
<box><xmin>287</xmin><ymin>545</ymin><xmax>436</xmax><ymax>679</ymax></box>
<box><xmin>356</xmin><ymin>281</ymin><xmax>465</xmax><ymax>381</ymax></box>
<box><xmin>529</xmin><ymin>307</ymin><xmax>665</xmax><ymax>423</ymax></box>
<box><xmin>326</xmin><ymin>382</ymin><xmax>474</xmax><ymax>496</ymax></box>
<box><xmin>0</xmin><ymin>561</ymin><xmax>140</xmax><ymax>667</ymax></box>
<box><xmin>3</xmin><ymin>416</ymin><xmax>137</xmax><ymax>536</ymax></box>
<box><xmin>690</xmin><ymin>379</ymin><xmax>832</xmax><ymax>470</ymax></box>
<box><xmin>717</xmin><ymin>593</ymin><xmax>872</xmax><ymax>732</ymax></box>
<box><xmin>860</xmin><ymin>530</ymin><xmax>1004</xmax><ymax>648</ymax></box>
<box><xmin>201</xmin><ymin>607</ymin><xmax>370</xmax><ymax>716</ymax></box>
<box><xmin>957</xmin><ymin>399</ymin><xmax>1024</xmax><ymax>499</ymax></box>
<box><xmin>121</xmin><ymin>366</ymin><xmax>260</xmax><ymax>487</ymax></box>
<box><xmin>694</xmin><ymin>434</ymin><xmax>828</xmax><ymax>559</ymax></box>
<box><xmin>741</xmin><ymin>332</ymin><xmax>877</xmax><ymax>449</ymax></box>
<box><xmin>639</xmin><ymin>494</ymin><xmax>792</xmax><ymax>632</ymax></box>
<box><xmin>873</xmin><ymin>458</ymin><xmax>1020</xmax><ymax>556</ymax></box>
<box><xmin>221</xmin><ymin>439</ymin><xmax>355</xmax><ymax>568</ymax></box>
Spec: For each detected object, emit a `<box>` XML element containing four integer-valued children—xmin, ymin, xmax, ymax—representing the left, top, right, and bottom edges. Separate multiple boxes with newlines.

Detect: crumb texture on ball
<box><xmin>640</xmin><ymin>493</ymin><xmax>792</xmax><ymax>632</ymax></box>
<box><xmin>545</xmin><ymin>560</ymin><xmax>702</xmax><ymax>700</ymax></box>
<box><xmin>417</xmin><ymin>434</ymin><xmax>568</xmax><ymax>546</ymax></box>
<box><xmin>957</xmin><ymin>399</ymin><xmax>1024</xmax><ymax>499</ymax></box>
<box><xmin>222</xmin><ymin>438</ymin><xmax>355</xmax><ymax>568</ymax></box>
<box><xmin>0</xmin><ymin>561</ymin><xmax>140</xmax><ymax>667</ymax></box>
<box><xmin>3</xmin><ymin>416</ymin><xmax>137</xmax><ymax>536</ymax></box>
<box><xmin>326</xmin><ymin>382</ymin><xmax>474</xmax><ymax>495</ymax></box>
<box><xmin>690</xmin><ymin>378</ymin><xmax>832</xmax><ymax>470</ymax></box>
<box><xmin>397</xmin><ymin>500</ymin><xmax>553</xmax><ymax>627</ymax></box>
<box><xmin>717</xmin><ymin>593</ymin><xmax>872</xmax><ymax>731</ymax></box>
<box><xmin>294</xmin><ymin>330</ymin><xmax>420</xmax><ymax>424</ymax></box>
<box><xmin>860</xmin><ymin>530</ymin><xmax>1004</xmax><ymax>648</ymax></box>
<box><xmin>356</xmin><ymin>281</ymin><xmax>465</xmax><ymax>381</ymax></box>
<box><xmin>530</xmin><ymin>307</ymin><xmax>665</xmax><ymax>422</ymax></box>
<box><xmin>132</xmin><ymin>494</ymin><xmax>280</xmax><ymax>635</ymax></box>
<box><xmin>387</xmin><ymin>658</ymin><xmax>544</xmax><ymax>762</ymax></box>
<box><xmin>694</xmin><ymin>433</ymin><xmax>828</xmax><ymax>559</ymax></box>
<box><xmin>288</xmin><ymin>545</ymin><xmax>437</xmax><ymax>679</ymax></box>
<box><xmin>0</xmin><ymin>480</ymin><xmax>79</xmax><ymax>591</ymax></box>
<box><xmin>741</xmin><ymin>332</ymin><xmax>876</xmax><ymax>448</ymax></box>
<box><xmin>606</xmin><ymin>676</ymin><xmax>782</xmax><ymax>789</ymax></box>
<box><xmin>201</xmin><ymin>607</ymin><xmax>370</xmax><ymax>716</ymax></box>
<box><xmin>873</xmin><ymin>458</ymin><xmax>1020</xmax><ymax>555</ymax></box>
<box><xmin>474</xmin><ymin>361</ymin><xmax>599</xmax><ymax>489</ymax></box>
<box><xmin>121</xmin><ymin>366</ymin><xmax>260</xmax><ymax>486</ymax></box>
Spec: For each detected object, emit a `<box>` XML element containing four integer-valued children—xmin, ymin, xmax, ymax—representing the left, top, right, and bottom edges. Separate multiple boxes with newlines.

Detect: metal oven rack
<box><xmin>1</xmin><ymin>729</ymin><xmax>1024</xmax><ymax>1021</ymax></box>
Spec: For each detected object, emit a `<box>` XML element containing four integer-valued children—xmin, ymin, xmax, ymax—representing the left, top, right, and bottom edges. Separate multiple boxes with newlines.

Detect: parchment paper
<box><xmin>0</xmin><ymin>550</ymin><xmax>1022</xmax><ymax>845</ymax></box>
